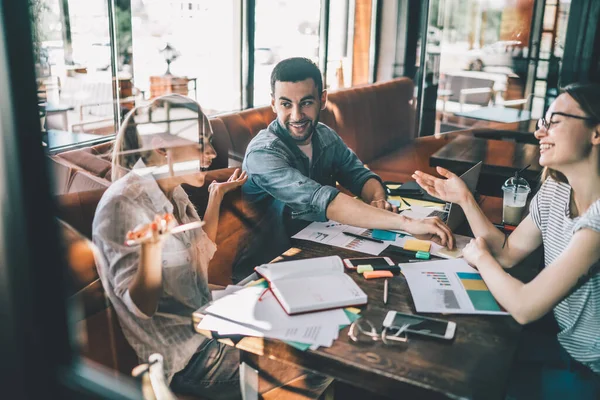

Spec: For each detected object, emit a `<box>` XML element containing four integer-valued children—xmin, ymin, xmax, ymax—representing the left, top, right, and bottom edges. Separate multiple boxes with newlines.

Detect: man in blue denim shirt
<box><xmin>238</xmin><ymin>58</ymin><xmax>453</xmax><ymax>277</ymax></box>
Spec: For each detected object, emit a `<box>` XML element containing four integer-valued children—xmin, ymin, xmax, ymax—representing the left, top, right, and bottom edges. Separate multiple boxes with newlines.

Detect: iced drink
<box><xmin>502</xmin><ymin>177</ymin><xmax>530</xmax><ymax>225</ymax></box>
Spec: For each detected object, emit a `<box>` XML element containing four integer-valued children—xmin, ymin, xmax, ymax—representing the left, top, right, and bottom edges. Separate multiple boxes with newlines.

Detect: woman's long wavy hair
<box><xmin>542</xmin><ymin>83</ymin><xmax>600</xmax><ymax>183</ymax></box>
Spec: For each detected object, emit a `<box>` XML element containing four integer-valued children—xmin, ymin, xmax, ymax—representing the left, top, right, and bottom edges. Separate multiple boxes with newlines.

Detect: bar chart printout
<box><xmin>400</xmin><ymin>260</ymin><xmax>509</xmax><ymax>315</ymax></box>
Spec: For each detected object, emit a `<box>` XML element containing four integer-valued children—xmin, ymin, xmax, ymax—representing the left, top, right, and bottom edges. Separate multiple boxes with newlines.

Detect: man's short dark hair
<box><xmin>270</xmin><ymin>57</ymin><xmax>323</xmax><ymax>94</ymax></box>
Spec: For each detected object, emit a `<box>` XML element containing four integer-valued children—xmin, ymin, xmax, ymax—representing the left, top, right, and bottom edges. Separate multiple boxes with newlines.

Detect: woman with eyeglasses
<box><xmin>413</xmin><ymin>83</ymin><xmax>600</xmax><ymax>398</ymax></box>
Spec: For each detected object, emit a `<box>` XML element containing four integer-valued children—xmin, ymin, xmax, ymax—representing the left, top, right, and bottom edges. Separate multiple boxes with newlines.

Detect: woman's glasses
<box><xmin>537</xmin><ymin>112</ymin><xmax>596</xmax><ymax>131</ymax></box>
<box><xmin>348</xmin><ymin>319</ymin><xmax>410</xmax><ymax>345</ymax></box>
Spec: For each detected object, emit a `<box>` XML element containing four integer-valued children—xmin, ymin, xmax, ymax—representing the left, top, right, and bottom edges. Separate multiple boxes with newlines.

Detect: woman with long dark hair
<box><xmin>414</xmin><ymin>83</ymin><xmax>600</xmax><ymax>398</ymax></box>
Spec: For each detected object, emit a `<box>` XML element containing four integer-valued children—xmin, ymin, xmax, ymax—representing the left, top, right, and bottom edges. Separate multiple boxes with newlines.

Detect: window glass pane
<box><xmin>254</xmin><ymin>0</ymin><xmax>321</xmax><ymax>106</ymax></box>
<box><xmin>543</xmin><ymin>5</ymin><xmax>557</xmax><ymax>31</ymax></box>
<box><xmin>34</xmin><ymin>0</ymin><xmax>116</xmax><ymax>146</ymax></box>
<box><xmin>131</xmin><ymin>0</ymin><xmax>241</xmax><ymax>115</ymax></box>
<box><xmin>537</xmin><ymin>60</ymin><xmax>549</xmax><ymax>79</ymax></box>
<box><xmin>540</xmin><ymin>32</ymin><xmax>553</xmax><ymax>59</ymax></box>
<box><xmin>325</xmin><ymin>0</ymin><xmax>351</xmax><ymax>90</ymax></box>
<box><xmin>424</xmin><ymin>0</ymin><xmax>534</xmax><ymax>136</ymax></box>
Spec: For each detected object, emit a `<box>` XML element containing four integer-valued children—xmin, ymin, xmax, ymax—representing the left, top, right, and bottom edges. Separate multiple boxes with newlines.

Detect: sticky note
<box><xmin>404</xmin><ymin>239</ymin><xmax>431</xmax><ymax>252</ymax></box>
<box><xmin>363</xmin><ymin>270</ymin><xmax>393</xmax><ymax>279</ymax></box>
<box><xmin>372</xmin><ymin>229</ymin><xmax>397</xmax><ymax>241</ymax></box>
<box><xmin>356</xmin><ymin>264</ymin><xmax>373</xmax><ymax>274</ymax></box>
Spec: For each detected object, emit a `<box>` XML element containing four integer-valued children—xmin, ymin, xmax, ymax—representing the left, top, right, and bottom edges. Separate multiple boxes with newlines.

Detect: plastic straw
<box><xmin>513</xmin><ymin>165</ymin><xmax>530</xmax><ymax>202</ymax></box>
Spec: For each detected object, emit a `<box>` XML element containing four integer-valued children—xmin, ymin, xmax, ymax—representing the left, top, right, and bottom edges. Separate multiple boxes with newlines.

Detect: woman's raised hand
<box><xmin>126</xmin><ymin>213</ymin><xmax>175</xmax><ymax>246</ymax></box>
<box><xmin>412</xmin><ymin>167</ymin><xmax>471</xmax><ymax>206</ymax></box>
<box><xmin>208</xmin><ymin>168</ymin><xmax>248</xmax><ymax>198</ymax></box>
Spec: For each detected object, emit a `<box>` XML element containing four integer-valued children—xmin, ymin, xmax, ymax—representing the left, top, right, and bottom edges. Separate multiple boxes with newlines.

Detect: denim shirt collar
<box><xmin>272</xmin><ymin>119</ymin><xmax>323</xmax><ymax>173</ymax></box>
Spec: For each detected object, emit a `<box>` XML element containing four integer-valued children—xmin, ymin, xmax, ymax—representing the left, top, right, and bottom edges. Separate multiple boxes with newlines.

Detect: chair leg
<box><xmin>240</xmin><ymin>362</ymin><xmax>259</xmax><ymax>400</ymax></box>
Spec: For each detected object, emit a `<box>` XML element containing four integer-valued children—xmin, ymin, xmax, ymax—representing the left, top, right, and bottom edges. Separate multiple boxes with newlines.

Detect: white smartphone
<box><xmin>382</xmin><ymin>311</ymin><xmax>456</xmax><ymax>340</ymax></box>
<box><xmin>342</xmin><ymin>256</ymin><xmax>394</xmax><ymax>271</ymax></box>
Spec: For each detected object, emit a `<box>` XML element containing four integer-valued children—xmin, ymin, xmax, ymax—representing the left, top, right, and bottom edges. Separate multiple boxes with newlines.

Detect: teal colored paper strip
<box><xmin>457</xmin><ymin>272</ymin><xmax>482</xmax><ymax>280</ymax></box>
<box><xmin>372</xmin><ymin>229</ymin><xmax>397</xmax><ymax>241</ymax></box>
<box><xmin>467</xmin><ymin>290</ymin><xmax>501</xmax><ymax>312</ymax></box>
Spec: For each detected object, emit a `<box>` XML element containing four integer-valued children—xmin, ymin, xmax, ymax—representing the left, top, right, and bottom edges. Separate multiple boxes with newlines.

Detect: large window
<box><xmin>130</xmin><ymin>0</ymin><xmax>242</xmax><ymax>115</ymax></box>
<box><xmin>253</xmin><ymin>0</ymin><xmax>322</xmax><ymax>106</ymax></box>
<box><xmin>417</xmin><ymin>0</ymin><xmax>572</xmax><ymax>136</ymax></box>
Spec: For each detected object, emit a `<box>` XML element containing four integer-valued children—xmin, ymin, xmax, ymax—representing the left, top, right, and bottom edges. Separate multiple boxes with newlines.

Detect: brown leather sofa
<box><xmin>56</xmin><ymin>77</ymin><xmax>462</xmax><ymax>393</ymax></box>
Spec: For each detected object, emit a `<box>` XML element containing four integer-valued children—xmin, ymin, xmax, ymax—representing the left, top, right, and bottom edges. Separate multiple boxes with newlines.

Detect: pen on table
<box><xmin>400</xmin><ymin>197</ymin><xmax>411</xmax><ymax>207</ymax></box>
<box><xmin>383</xmin><ymin>279</ymin><xmax>389</xmax><ymax>305</ymax></box>
<box><xmin>343</xmin><ymin>231</ymin><xmax>384</xmax><ymax>243</ymax></box>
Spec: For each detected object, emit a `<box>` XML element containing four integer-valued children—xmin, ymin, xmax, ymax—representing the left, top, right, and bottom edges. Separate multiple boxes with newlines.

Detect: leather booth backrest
<box><xmin>213</xmin><ymin>106</ymin><xmax>276</xmax><ymax>163</ymax></box>
<box><xmin>324</xmin><ymin>78</ymin><xmax>416</xmax><ymax>163</ymax></box>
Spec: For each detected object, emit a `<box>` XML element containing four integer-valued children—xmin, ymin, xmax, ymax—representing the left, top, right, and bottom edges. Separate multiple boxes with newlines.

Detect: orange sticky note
<box><xmin>363</xmin><ymin>270</ymin><xmax>393</xmax><ymax>279</ymax></box>
<box><xmin>404</xmin><ymin>239</ymin><xmax>431</xmax><ymax>252</ymax></box>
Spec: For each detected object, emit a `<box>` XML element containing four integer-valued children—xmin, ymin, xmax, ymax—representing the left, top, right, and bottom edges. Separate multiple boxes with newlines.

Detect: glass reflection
<box><xmin>112</xmin><ymin>94</ymin><xmax>216</xmax><ymax>184</ymax></box>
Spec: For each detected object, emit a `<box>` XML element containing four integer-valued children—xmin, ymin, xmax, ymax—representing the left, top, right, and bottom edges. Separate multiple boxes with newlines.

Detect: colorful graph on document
<box><xmin>345</xmin><ymin>231</ymin><xmax>373</xmax><ymax>250</ymax></box>
<box><xmin>456</xmin><ymin>272</ymin><xmax>504</xmax><ymax>312</ymax></box>
<box><xmin>420</xmin><ymin>271</ymin><xmax>460</xmax><ymax>309</ymax></box>
<box><xmin>421</xmin><ymin>271</ymin><xmax>451</xmax><ymax>287</ymax></box>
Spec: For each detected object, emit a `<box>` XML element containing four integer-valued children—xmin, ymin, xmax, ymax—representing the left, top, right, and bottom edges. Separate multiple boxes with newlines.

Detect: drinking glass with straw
<box><xmin>502</xmin><ymin>165</ymin><xmax>531</xmax><ymax>226</ymax></box>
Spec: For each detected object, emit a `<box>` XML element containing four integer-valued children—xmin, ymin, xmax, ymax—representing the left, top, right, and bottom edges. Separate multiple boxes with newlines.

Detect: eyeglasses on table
<box><xmin>348</xmin><ymin>319</ymin><xmax>410</xmax><ymax>345</ymax></box>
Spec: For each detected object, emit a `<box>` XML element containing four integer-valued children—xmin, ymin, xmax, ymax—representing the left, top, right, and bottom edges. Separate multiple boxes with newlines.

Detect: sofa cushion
<box><xmin>49</xmin><ymin>157</ymin><xmax>74</xmax><ymax>195</ymax></box>
<box><xmin>60</xmin><ymin>149</ymin><xmax>112</xmax><ymax>178</ymax></box>
<box><xmin>68</xmin><ymin>170</ymin><xmax>110</xmax><ymax>193</ymax></box>
<box><xmin>209</xmin><ymin>117</ymin><xmax>233</xmax><ymax>169</ymax></box>
<box><xmin>219</xmin><ymin>106</ymin><xmax>275</xmax><ymax>162</ymax></box>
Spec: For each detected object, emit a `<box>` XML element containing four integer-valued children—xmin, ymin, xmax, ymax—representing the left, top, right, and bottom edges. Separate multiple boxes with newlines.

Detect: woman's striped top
<box><xmin>530</xmin><ymin>178</ymin><xmax>600</xmax><ymax>374</ymax></box>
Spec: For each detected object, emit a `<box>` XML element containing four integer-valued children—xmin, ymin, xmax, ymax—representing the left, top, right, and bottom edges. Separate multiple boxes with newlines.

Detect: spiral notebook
<box><xmin>255</xmin><ymin>256</ymin><xmax>368</xmax><ymax>315</ymax></box>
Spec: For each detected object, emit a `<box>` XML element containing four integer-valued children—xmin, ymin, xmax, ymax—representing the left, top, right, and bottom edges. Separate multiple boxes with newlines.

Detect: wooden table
<box><xmin>430</xmin><ymin>135</ymin><xmax>541</xmax><ymax>196</ymax></box>
<box><xmin>194</xmin><ymin>197</ymin><xmax>524</xmax><ymax>399</ymax></box>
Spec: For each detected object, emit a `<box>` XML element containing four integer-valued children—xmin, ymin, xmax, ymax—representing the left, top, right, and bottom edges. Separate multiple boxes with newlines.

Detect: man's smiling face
<box><xmin>271</xmin><ymin>78</ymin><xmax>327</xmax><ymax>145</ymax></box>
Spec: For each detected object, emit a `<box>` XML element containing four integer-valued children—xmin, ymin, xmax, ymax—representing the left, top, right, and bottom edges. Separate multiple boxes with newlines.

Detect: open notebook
<box><xmin>255</xmin><ymin>256</ymin><xmax>368</xmax><ymax>315</ymax></box>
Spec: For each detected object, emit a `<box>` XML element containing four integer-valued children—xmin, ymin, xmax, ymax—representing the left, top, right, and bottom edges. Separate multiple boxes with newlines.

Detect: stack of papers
<box><xmin>196</xmin><ymin>281</ymin><xmax>358</xmax><ymax>350</ymax></box>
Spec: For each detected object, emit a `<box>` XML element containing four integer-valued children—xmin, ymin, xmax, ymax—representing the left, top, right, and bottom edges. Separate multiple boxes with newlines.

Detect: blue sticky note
<box><xmin>388</xmin><ymin>199</ymin><xmax>401</xmax><ymax>207</ymax></box>
<box><xmin>372</xmin><ymin>229</ymin><xmax>397</xmax><ymax>241</ymax></box>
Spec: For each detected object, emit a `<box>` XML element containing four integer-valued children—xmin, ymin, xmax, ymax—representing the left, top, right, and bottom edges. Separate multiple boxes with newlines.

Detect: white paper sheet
<box><xmin>197</xmin><ymin>314</ymin><xmax>337</xmax><ymax>346</ymax></box>
<box><xmin>399</xmin><ymin>259</ymin><xmax>509</xmax><ymax>315</ymax></box>
<box><xmin>211</xmin><ymin>285</ymin><xmax>244</xmax><ymax>301</ymax></box>
<box><xmin>204</xmin><ymin>286</ymin><xmax>350</xmax><ymax>340</ymax></box>
<box><xmin>292</xmin><ymin>221</ymin><xmax>389</xmax><ymax>255</ymax></box>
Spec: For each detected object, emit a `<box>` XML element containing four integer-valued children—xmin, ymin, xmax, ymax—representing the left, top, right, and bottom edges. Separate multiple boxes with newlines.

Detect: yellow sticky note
<box><xmin>404</xmin><ymin>239</ymin><xmax>431</xmax><ymax>252</ymax></box>
<box><xmin>345</xmin><ymin>307</ymin><xmax>361</xmax><ymax>314</ymax></box>
<box><xmin>461</xmin><ymin>279</ymin><xmax>489</xmax><ymax>291</ymax></box>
